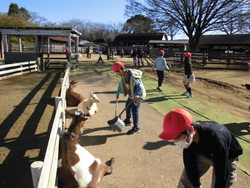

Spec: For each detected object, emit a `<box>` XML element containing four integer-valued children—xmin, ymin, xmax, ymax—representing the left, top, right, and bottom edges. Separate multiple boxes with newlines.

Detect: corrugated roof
<box><xmin>199</xmin><ymin>34</ymin><xmax>250</xmax><ymax>45</ymax></box>
<box><xmin>113</xmin><ymin>33</ymin><xmax>167</xmax><ymax>42</ymax></box>
<box><xmin>149</xmin><ymin>40</ymin><xmax>188</xmax><ymax>44</ymax></box>
<box><xmin>0</xmin><ymin>26</ymin><xmax>82</xmax><ymax>35</ymax></box>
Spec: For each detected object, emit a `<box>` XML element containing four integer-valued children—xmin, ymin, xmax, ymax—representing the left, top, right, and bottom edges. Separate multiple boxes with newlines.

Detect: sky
<box><xmin>0</xmin><ymin>0</ymin><xmax>144</xmax><ymax>24</ymax></box>
<box><xmin>0</xmin><ymin>0</ymin><xmax>187</xmax><ymax>39</ymax></box>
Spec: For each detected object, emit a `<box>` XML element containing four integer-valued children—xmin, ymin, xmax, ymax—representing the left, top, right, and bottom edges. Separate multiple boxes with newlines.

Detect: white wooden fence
<box><xmin>0</xmin><ymin>61</ymin><xmax>38</xmax><ymax>80</ymax></box>
<box><xmin>31</xmin><ymin>65</ymin><xmax>70</xmax><ymax>188</ymax></box>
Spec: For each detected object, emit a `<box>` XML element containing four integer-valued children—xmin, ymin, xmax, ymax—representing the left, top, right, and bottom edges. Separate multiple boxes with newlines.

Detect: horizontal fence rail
<box><xmin>31</xmin><ymin>65</ymin><xmax>70</xmax><ymax>188</ymax></box>
<box><xmin>148</xmin><ymin>51</ymin><xmax>250</xmax><ymax>69</ymax></box>
<box><xmin>0</xmin><ymin>61</ymin><xmax>38</xmax><ymax>80</ymax></box>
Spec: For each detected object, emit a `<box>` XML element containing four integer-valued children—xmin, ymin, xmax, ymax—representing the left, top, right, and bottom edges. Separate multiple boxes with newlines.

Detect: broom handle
<box><xmin>118</xmin><ymin>100</ymin><xmax>134</xmax><ymax>117</ymax></box>
<box><xmin>115</xmin><ymin>100</ymin><xmax>118</xmax><ymax>116</ymax></box>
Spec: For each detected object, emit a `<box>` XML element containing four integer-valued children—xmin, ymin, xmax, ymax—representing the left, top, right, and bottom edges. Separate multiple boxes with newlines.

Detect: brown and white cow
<box><xmin>58</xmin><ymin>110</ymin><xmax>115</xmax><ymax>188</ymax></box>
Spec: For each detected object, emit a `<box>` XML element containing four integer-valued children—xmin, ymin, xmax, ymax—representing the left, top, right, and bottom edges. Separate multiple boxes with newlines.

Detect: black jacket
<box><xmin>183</xmin><ymin>122</ymin><xmax>243</xmax><ymax>188</ymax></box>
<box><xmin>184</xmin><ymin>57</ymin><xmax>192</xmax><ymax>76</ymax></box>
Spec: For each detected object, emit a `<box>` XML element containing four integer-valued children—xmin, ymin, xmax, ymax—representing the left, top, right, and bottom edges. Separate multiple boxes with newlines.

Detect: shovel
<box><xmin>107</xmin><ymin>100</ymin><xmax>133</xmax><ymax>132</ymax></box>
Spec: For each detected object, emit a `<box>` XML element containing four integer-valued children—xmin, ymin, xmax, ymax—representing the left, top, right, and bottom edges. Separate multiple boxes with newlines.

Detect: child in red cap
<box><xmin>159</xmin><ymin>109</ymin><xmax>242</xmax><ymax>188</ymax></box>
<box><xmin>182</xmin><ymin>52</ymin><xmax>195</xmax><ymax>98</ymax></box>
<box><xmin>112</xmin><ymin>62</ymin><xmax>146</xmax><ymax>134</ymax></box>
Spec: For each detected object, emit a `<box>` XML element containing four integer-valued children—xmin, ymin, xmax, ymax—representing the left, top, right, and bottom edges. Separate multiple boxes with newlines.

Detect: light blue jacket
<box><xmin>152</xmin><ymin>57</ymin><xmax>169</xmax><ymax>71</ymax></box>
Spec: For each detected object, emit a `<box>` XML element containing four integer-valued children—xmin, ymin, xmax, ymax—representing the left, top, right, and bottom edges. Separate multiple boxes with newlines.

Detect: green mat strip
<box><xmin>142</xmin><ymin>76</ymin><xmax>250</xmax><ymax>175</ymax></box>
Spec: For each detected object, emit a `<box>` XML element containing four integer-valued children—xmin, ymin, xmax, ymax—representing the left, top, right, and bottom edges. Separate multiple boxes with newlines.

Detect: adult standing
<box><xmin>182</xmin><ymin>52</ymin><xmax>195</xmax><ymax>98</ymax></box>
<box><xmin>89</xmin><ymin>46</ymin><xmax>93</xmax><ymax>59</ymax></box>
<box><xmin>152</xmin><ymin>50</ymin><xmax>170</xmax><ymax>92</ymax></box>
<box><xmin>120</xmin><ymin>48</ymin><xmax>124</xmax><ymax>58</ymax></box>
<box><xmin>96</xmin><ymin>49</ymin><xmax>104</xmax><ymax>63</ymax></box>
<box><xmin>112</xmin><ymin>62</ymin><xmax>146</xmax><ymax>134</ymax></box>
<box><xmin>137</xmin><ymin>49</ymin><xmax>145</xmax><ymax>66</ymax></box>
<box><xmin>132</xmin><ymin>48</ymin><xmax>138</xmax><ymax>66</ymax></box>
<box><xmin>86</xmin><ymin>47</ymin><xmax>90</xmax><ymax>58</ymax></box>
<box><xmin>111</xmin><ymin>49</ymin><xmax>117</xmax><ymax>59</ymax></box>
<box><xmin>159</xmin><ymin>109</ymin><xmax>243</xmax><ymax>188</ymax></box>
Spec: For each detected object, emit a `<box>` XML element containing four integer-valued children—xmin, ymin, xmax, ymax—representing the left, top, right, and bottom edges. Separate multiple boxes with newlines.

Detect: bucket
<box><xmin>107</xmin><ymin>100</ymin><xmax>133</xmax><ymax>132</ymax></box>
<box><xmin>107</xmin><ymin>116</ymin><xmax>125</xmax><ymax>132</ymax></box>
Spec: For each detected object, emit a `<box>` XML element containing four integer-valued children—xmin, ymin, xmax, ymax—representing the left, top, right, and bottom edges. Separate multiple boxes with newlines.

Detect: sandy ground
<box><xmin>0</xmin><ymin>54</ymin><xmax>249</xmax><ymax>188</ymax></box>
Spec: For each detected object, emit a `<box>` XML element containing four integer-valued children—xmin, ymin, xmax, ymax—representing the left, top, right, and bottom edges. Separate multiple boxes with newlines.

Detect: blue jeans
<box><xmin>125</xmin><ymin>98</ymin><xmax>141</xmax><ymax>129</ymax></box>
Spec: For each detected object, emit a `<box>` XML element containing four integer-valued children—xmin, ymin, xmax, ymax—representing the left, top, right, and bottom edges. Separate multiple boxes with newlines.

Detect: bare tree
<box><xmin>215</xmin><ymin>11</ymin><xmax>250</xmax><ymax>35</ymax></box>
<box><xmin>106</xmin><ymin>22</ymin><xmax>123</xmax><ymax>41</ymax></box>
<box><xmin>28</xmin><ymin>12</ymin><xmax>48</xmax><ymax>26</ymax></box>
<box><xmin>58</xmin><ymin>19</ymin><xmax>122</xmax><ymax>43</ymax></box>
<box><xmin>59</xmin><ymin>19</ymin><xmax>85</xmax><ymax>29</ymax></box>
<box><xmin>155</xmin><ymin>17</ymin><xmax>179</xmax><ymax>40</ymax></box>
<box><xmin>125</xmin><ymin>0</ymin><xmax>249</xmax><ymax>51</ymax></box>
<box><xmin>88</xmin><ymin>23</ymin><xmax>110</xmax><ymax>42</ymax></box>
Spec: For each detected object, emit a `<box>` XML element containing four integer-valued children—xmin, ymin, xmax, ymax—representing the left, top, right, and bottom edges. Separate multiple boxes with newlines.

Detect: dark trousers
<box><xmin>157</xmin><ymin>70</ymin><xmax>164</xmax><ymax>87</ymax></box>
<box><xmin>97</xmin><ymin>57</ymin><xmax>104</xmax><ymax>63</ymax></box>
<box><xmin>178</xmin><ymin>154</ymin><xmax>239</xmax><ymax>187</ymax></box>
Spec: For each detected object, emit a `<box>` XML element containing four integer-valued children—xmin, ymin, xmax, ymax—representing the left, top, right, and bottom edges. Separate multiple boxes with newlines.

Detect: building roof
<box><xmin>113</xmin><ymin>33</ymin><xmax>168</xmax><ymax>42</ymax></box>
<box><xmin>149</xmin><ymin>40</ymin><xmax>188</xmax><ymax>44</ymax></box>
<box><xmin>0</xmin><ymin>26</ymin><xmax>82</xmax><ymax>36</ymax></box>
<box><xmin>199</xmin><ymin>34</ymin><xmax>250</xmax><ymax>45</ymax></box>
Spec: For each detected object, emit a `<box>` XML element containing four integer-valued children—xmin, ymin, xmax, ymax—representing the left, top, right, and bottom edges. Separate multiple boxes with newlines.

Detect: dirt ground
<box><xmin>0</xmin><ymin>54</ymin><xmax>249</xmax><ymax>188</ymax></box>
<box><xmin>143</xmin><ymin>63</ymin><xmax>250</xmax><ymax>123</ymax></box>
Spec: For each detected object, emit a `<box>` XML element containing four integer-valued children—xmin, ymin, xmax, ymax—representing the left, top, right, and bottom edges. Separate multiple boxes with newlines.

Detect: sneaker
<box><xmin>127</xmin><ymin>128</ymin><xmax>140</xmax><ymax>135</ymax></box>
<box><xmin>182</xmin><ymin>91</ymin><xmax>189</xmax><ymax>95</ymax></box>
<box><xmin>187</xmin><ymin>94</ymin><xmax>193</xmax><ymax>98</ymax></box>
<box><xmin>123</xmin><ymin>119</ymin><xmax>132</xmax><ymax>126</ymax></box>
<box><xmin>156</xmin><ymin>87</ymin><xmax>162</xmax><ymax>92</ymax></box>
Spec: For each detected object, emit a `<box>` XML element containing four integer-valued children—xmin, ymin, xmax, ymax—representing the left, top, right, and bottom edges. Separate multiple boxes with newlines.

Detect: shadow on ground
<box><xmin>0</xmin><ymin>70</ymin><xmax>62</xmax><ymax>188</ymax></box>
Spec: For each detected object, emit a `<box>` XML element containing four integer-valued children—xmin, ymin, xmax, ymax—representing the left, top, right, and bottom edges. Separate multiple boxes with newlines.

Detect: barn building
<box><xmin>107</xmin><ymin>33</ymin><xmax>168</xmax><ymax>55</ymax></box>
<box><xmin>198</xmin><ymin>34</ymin><xmax>250</xmax><ymax>53</ymax></box>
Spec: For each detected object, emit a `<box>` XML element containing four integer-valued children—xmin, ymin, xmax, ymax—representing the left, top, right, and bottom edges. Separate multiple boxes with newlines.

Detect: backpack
<box><xmin>128</xmin><ymin>69</ymin><xmax>143</xmax><ymax>79</ymax></box>
<box><xmin>128</xmin><ymin>69</ymin><xmax>146</xmax><ymax>99</ymax></box>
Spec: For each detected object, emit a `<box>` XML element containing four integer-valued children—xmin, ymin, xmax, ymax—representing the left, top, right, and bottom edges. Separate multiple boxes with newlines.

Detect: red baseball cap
<box><xmin>112</xmin><ymin>62</ymin><xmax>124</xmax><ymax>73</ymax></box>
<box><xmin>159</xmin><ymin>109</ymin><xmax>193</xmax><ymax>140</ymax></box>
<box><xmin>184</xmin><ymin>52</ymin><xmax>192</xmax><ymax>57</ymax></box>
<box><xmin>159</xmin><ymin>50</ymin><xmax>165</xmax><ymax>55</ymax></box>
